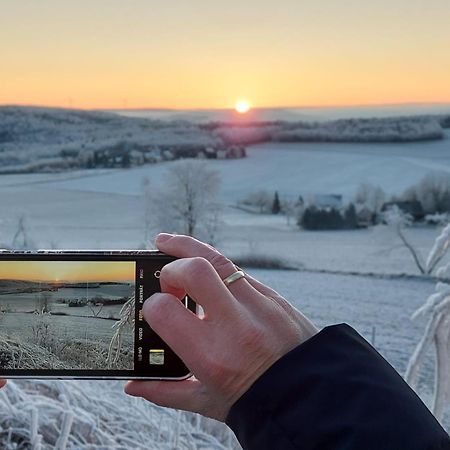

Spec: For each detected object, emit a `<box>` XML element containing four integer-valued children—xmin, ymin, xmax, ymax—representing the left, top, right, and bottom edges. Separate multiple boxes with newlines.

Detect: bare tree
<box><xmin>241</xmin><ymin>190</ymin><xmax>272</xmax><ymax>213</ymax></box>
<box><xmin>148</xmin><ymin>160</ymin><xmax>222</xmax><ymax>241</ymax></box>
<box><xmin>141</xmin><ymin>176</ymin><xmax>153</xmax><ymax>247</ymax></box>
<box><xmin>384</xmin><ymin>205</ymin><xmax>436</xmax><ymax>275</ymax></box>
<box><xmin>12</xmin><ymin>215</ymin><xmax>34</xmax><ymax>249</ymax></box>
<box><xmin>35</xmin><ymin>292</ymin><xmax>52</xmax><ymax>314</ymax></box>
<box><xmin>355</xmin><ymin>182</ymin><xmax>386</xmax><ymax>213</ymax></box>
<box><xmin>88</xmin><ymin>302</ymin><xmax>104</xmax><ymax>318</ymax></box>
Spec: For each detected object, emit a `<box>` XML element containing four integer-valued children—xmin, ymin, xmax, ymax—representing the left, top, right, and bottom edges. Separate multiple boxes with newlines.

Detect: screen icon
<box><xmin>149</xmin><ymin>349</ymin><xmax>164</xmax><ymax>365</ymax></box>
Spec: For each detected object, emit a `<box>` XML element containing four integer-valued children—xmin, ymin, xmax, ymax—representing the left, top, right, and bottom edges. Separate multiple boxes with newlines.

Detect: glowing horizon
<box><xmin>1</xmin><ymin>1</ymin><xmax>450</xmax><ymax>110</ymax></box>
<box><xmin>0</xmin><ymin>261</ymin><xmax>135</xmax><ymax>283</ymax></box>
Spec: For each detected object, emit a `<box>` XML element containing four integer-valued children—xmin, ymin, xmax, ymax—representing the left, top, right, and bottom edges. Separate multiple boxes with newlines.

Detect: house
<box><xmin>312</xmin><ymin>194</ymin><xmax>343</xmax><ymax>210</ymax></box>
<box><xmin>381</xmin><ymin>200</ymin><xmax>424</xmax><ymax>221</ymax></box>
<box><xmin>217</xmin><ymin>149</ymin><xmax>228</xmax><ymax>159</ymax></box>
<box><xmin>205</xmin><ymin>147</ymin><xmax>218</xmax><ymax>159</ymax></box>
<box><xmin>226</xmin><ymin>145</ymin><xmax>247</xmax><ymax>158</ymax></box>
<box><xmin>356</xmin><ymin>205</ymin><xmax>374</xmax><ymax>228</ymax></box>
<box><xmin>162</xmin><ymin>150</ymin><xmax>174</xmax><ymax>160</ymax></box>
<box><xmin>130</xmin><ymin>150</ymin><xmax>144</xmax><ymax>165</ymax></box>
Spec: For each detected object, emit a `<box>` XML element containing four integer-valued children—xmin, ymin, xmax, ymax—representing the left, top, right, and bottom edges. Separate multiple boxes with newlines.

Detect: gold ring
<box><xmin>223</xmin><ymin>270</ymin><xmax>245</xmax><ymax>286</ymax></box>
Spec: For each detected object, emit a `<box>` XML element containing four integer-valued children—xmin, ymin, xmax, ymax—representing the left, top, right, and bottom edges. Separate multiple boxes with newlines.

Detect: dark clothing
<box><xmin>226</xmin><ymin>324</ymin><xmax>450</xmax><ymax>450</ymax></box>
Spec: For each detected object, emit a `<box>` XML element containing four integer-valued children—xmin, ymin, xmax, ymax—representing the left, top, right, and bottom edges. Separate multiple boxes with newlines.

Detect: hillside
<box><xmin>0</xmin><ymin>279</ymin><xmax>44</xmax><ymax>294</ymax></box>
<box><xmin>1</xmin><ymin>106</ymin><xmax>449</xmax><ymax>174</ymax></box>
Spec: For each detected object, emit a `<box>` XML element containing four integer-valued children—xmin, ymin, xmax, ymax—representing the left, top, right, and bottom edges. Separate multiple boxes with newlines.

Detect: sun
<box><xmin>235</xmin><ymin>100</ymin><xmax>251</xmax><ymax>114</ymax></box>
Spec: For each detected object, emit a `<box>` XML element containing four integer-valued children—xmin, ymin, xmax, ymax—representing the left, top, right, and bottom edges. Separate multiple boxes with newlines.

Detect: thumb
<box><xmin>125</xmin><ymin>378</ymin><xmax>206</xmax><ymax>414</ymax></box>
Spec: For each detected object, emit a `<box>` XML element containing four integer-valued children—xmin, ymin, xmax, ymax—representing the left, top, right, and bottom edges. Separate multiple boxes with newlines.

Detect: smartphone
<box><xmin>0</xmin><ymin>250</ymin><xmax>194</xmax><ymax>380</ymax></box>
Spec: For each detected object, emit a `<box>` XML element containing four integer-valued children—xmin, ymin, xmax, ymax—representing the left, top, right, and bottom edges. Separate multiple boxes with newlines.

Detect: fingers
<box><xmin>158</xmin><ymin>256</ymin><xmax>237</xmax><ymax>316</ymax></box>
<box><xmin>157</xmin><ymin>233</ymin><xmax>235</xmax><ymax>279</ymax></box>
<box><xmin>156</xmin><ymin>233</ymin><xmax>264</xmax><ymax>302</ymax></box>
<box><xmin>125</xmin><ymin>378</ymin><xmax>206</xmax><ymax>414</ymax></box>
<box><xmin>244</xmin><ymin>272</ymin><xmax>316</xmax><ymax>331</ymax></box>
<box><xmin>0</xmin><ymin>380</ymin><xmax>6</xmax><ymax>388</ymax></box>
<box><xmin>243</xmin><ymin>272</ymin><xmax>283</xmax><ymax>300</ymax></box>
<box><xmin>143</xmin><ymin>292</ymin><xmax>206</xmax><ymax>369</ymax></box>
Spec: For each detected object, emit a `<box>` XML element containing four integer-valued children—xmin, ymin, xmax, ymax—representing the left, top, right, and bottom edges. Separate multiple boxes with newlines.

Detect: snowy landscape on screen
<box><xmin>0</xmin><ymin>105</ymin><xmax>450</xmax><ymax>448</ymax></box>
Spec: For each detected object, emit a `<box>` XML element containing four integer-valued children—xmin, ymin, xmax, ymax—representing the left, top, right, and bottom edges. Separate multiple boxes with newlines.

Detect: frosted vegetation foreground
<box><xmin>0</xmin><ymin>380</ymin><xmax>238</xmax><ymax>449</ymax></box>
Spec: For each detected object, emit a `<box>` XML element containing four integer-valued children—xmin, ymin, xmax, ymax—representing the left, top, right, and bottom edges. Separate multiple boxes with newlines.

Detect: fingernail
<box><xmin>157</xmin><ymin>233</ymin><xmax>174</xmax><ymax>244</ymax></box>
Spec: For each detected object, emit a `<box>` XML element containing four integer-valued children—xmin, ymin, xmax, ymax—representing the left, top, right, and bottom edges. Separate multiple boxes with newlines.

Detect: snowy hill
<box><xmin>0</xmin><ymin>106</ymin><xmax>220</xmax><ymax>173</ymax></box>
<box><xmin>1</xmin><ymin>106</ymin><xmax>449</xmax><ymax>174</ymax></box>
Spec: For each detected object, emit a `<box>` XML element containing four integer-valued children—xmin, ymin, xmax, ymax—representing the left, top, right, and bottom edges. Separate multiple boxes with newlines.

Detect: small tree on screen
<box><xmin>36</xmin><ymin>291</ymin><xmax>51</xmax><ymax>314</ymax></box>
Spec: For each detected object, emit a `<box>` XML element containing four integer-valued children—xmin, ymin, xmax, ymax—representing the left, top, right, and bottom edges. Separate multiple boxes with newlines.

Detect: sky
<box><xmin>0</xmin><ymin>261</ymin><xmax>135</xmax><ymax>282</ymax></box>
<box><xmin>1</xmin><ymin>0</ymin><xmax>450</xmax><ymax>109</ymax></box>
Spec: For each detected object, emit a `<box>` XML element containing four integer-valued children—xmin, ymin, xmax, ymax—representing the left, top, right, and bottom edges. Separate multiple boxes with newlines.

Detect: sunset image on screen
<box><xmin>0</xmin><ymin>260</ymin><xmax>135</xmax><ymax>283</ymax></box>
<box><xmin>0</xmin><ymin>260</ymin><xmax>135</xmax><ymax>371</ymax></box>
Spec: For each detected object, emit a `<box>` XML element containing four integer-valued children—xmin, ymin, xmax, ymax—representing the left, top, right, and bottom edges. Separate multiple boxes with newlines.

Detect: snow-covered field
<box><xmin>24</xmin><ymin>130</ymin><xmax>450</xmax><ymax>202</ymax></box>
<box><xmin>1</xmin><ymin>130</ymin><xmax>449</xmax><ymax>273</ymax></box>
<box><xmin>1</xmin><ymin>127</ymin><xmax>450</xmax><ymax>446</ymax></box>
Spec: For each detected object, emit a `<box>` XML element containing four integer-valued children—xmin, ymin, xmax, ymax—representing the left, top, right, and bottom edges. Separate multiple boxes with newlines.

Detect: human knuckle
<box><xmin>174</xmin><ymin>234</ymin><xmax>196</xmax><ymax>247</ymax></box>
<box><xmin>186</xmin><ymin>257</ymin><xmax>212</xmax><ymax>279</ymax></box>
<box><xmin>159</xmin><ymin>262</ymin><xmax>173</xmax><ymax>281</ymax></box>
<box><xmin>208</xmin><ymin>252</ymin><xmax>233</xmax><ymax>273</ymax></box>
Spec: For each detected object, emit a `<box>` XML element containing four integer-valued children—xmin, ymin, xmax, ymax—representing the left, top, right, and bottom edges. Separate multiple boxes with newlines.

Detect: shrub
<box><xmin>300</xmin><ymin>204</ymin><xmax>358</xmax><ymax>230</ymax></box>
<box><xmin>402</xmin><ymin>172</ymin><xmax>450</xmax><ymax>214</ymax></box>
<box><xmin>232</xmin><ymin>254</ymin><xmax>296</xmax><ymax>270</ymax></box>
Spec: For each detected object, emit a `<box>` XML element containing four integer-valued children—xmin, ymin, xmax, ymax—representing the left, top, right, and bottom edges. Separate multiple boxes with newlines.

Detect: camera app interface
<box><xmin>0</xmin><ymin>260</ymin><xmax>137</xmax><ymax>371</ymax></box>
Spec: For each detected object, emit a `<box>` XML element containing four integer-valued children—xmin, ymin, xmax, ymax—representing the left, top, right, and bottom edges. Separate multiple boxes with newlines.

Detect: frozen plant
<box><xmin>0</xmin><ymin>378</ymin><xmax>240</xmax><ymax>449</ymax></box>
<box><xmin>384</xmin><ymin>205</ymin><xmax>432</xmax><ymax>275</ymax></box>
<box><xmin>406</xmin><ymin>223</ymin><xmax>450</xmax><ymax>423</ymax></box>
<box><xmin>107</xmin><ymin>294</ymin><xmax>134</xmax><ymax>367</ymax></box>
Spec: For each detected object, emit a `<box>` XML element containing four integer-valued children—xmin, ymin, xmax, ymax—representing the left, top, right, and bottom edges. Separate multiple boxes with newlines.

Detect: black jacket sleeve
<box><xmin>226</xmin><ymin>324</ymin><xmax>450</xmax><ymax>450</ymax></box>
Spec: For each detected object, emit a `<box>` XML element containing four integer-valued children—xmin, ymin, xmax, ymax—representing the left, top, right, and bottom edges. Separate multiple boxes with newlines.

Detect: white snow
<box><xmin>1</xmin><ymin>118</ymin><xmax>450</xmax><ymax>444</ymax></box>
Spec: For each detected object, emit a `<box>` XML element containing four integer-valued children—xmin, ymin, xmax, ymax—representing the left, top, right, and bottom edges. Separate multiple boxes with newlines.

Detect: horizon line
<box><xmin>2</xmin><ymin>100</ymin><xmax>450</xmax><ymax>113</ymax></box>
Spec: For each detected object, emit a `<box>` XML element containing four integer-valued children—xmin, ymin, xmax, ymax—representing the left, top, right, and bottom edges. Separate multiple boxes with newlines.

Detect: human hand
<box><xmin>0</xmin><ymin>380</ymin><xmax>6</xmax><ymax>389</ymax></box>
<box><xmin>125</xmin><ymin>234</ymin><xmax>317</xmax><ymax>421</ymax></box>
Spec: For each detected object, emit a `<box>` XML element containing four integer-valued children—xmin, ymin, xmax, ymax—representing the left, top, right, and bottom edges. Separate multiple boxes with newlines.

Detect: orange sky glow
<box><xmin>1</xmin><ymin>1</ymin><xmax>450</xmax><ymax>110</ymax></box>
<box><xmin>0</xmin><ymin>261</ymin><xmax>135</xmax><ymax>283</ymax></box>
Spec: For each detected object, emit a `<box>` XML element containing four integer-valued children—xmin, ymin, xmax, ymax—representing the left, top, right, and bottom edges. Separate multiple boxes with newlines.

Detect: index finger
<box><xmin>156</xmin><ymin>233</ymin><xmax>263</xmax><ymax>302</ymax></box>
<box><xmin>159</xmin><ymin>256</ymin><xmax>237</xmax><ymax>316</ymax></box>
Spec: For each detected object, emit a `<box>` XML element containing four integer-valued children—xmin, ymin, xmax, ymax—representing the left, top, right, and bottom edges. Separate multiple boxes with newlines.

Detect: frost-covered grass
<box><xmin>0</xmin><ymin>380</ymin><xmax>239</xmax><ymax>449</ymax></box>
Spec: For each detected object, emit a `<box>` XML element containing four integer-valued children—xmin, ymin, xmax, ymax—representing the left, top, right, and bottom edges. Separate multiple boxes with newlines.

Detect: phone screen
<box><xmin>0</xmin><ymin>253</ymin><xmax>192</xmax><ymax>379</ymax></box>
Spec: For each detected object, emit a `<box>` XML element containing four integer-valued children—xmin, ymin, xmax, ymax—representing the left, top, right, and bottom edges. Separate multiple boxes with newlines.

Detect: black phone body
<box><xmin>0</xmin><ymin>250</ymin><xmax>193</xmax><ymax>380</ymax></box>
